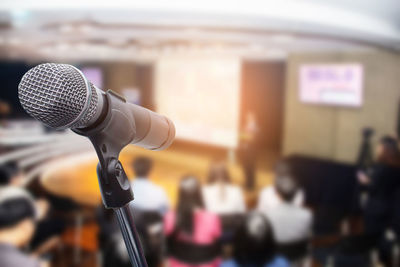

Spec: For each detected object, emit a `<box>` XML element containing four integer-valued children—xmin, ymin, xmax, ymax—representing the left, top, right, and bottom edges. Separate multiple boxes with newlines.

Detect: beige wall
<box><xmin>95</xmin><ymin>62</ymin><xmax>154</xmax><ymax>109</ymax></box>
<box><xmin>283</xmin><ymin>50</ymin><xmax>400</xmax><ymax>163</ymax></box>
<box><xmin>102</xmin><ymin>63</ymin><xmax>137</xmax><ymax>93</ymax></box>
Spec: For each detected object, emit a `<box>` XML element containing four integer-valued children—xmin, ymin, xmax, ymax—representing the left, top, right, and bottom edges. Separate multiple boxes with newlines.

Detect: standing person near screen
<box><xmin>202</xmin><ymin>162</ymin><xmax>246</xmax><ymax>215</ymax></box>
<box><xmin>397</xmin><ymin>99</ymin><xmax>400</xmax><ymax>141</ymax></box>
<box><xmin>129</xmin><ymin>157</ymin><xmax>169</xmax><ymax>214</ymax></box>
<box><xmin>356</xmin><ymin>128</ymin><xmax>375</xmax><ymax>171</ymax></box>
<box><xmin>0</xmin><ymin>186</ymin><xmax>48</xmax><ymax>267</ymax></box>
<box><xmin>239</xmin><ymin>111</ymin><xmax>259</xmax><ymax>190</ymax></box>
<box><xmin>164</xmin><ymin>175</ymin><xmax>222</xmax><ymax>267</ymax></box>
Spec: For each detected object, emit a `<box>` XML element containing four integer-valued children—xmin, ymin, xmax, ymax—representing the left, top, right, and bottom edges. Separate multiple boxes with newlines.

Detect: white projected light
<box><xmin>155</xmin><ymin>57</ymin><xmax>241</xmax><ymax>148</ymax></box>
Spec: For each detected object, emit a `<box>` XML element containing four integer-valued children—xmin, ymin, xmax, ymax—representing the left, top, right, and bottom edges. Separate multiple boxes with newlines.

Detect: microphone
<box><xmin>18</xmin><ymin>63</ymin><xmax>171</xmax><ymax>267</ymax></box>
<box><xmin>18</xmin><ymin>63</ymin><xmax>175</xmax><ymax>151</ymax></box>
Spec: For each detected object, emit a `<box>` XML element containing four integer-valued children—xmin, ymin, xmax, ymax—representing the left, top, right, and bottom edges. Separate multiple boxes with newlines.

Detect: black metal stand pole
<box><xmin>94</xmin><ymin>159</ymin><xmax>148</xmax><ymax>267</ymax></box>
<box><xmin>115</xmin><ymin>205</ymin><xmax>148</xmax><ymax>267</ymax></box>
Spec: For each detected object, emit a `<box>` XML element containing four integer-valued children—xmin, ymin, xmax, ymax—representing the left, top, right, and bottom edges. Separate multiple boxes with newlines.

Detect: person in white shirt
<box><xmin>129</xmin><ymin>157</ymin><xmax>169</xmax><ymax>215</ymax></box>
<box><xmin>258</xmin><ymin>162</ymin><xmax>304</xmax><ymax>211</ymax></box>
<box><xmin>0</xmin><ymin>186</ymin><xmax>49</xmax><ymax>267</ymax></box>
<box><xmin>262</xmin><ymin>170</ymin><xmax>312</xmax><ymax>244</ymax></box>
<box><xmin>202</xmin><ymin>163</ymin><xmax>246</xmax><ymax>215</ymax></box>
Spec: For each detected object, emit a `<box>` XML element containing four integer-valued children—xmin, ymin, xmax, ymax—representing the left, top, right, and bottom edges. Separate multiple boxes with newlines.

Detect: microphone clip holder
<box><xmin>74</xmin><ymin>90</ymin><xmax>137</xmax><ymax>208</ymax></box>
<box><xmin>95</xmin><ymin>151</ymin><xmax>133</xmax><ymax>209</ymax></box>
<box><xmin>73</xmin><ymin>90</ymin><xmax>147</xmax><ymax>267</ymax></box>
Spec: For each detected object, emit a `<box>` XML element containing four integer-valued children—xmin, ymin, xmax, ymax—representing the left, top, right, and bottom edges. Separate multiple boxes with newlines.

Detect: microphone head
<box><xmin>18</xmin><ymin>63</ymin><xmax>99</xmax><ymax>129</ymax></box>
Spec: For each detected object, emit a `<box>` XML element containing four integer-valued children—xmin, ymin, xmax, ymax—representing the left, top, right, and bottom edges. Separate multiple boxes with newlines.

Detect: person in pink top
<box><xmin>164</xmin><ymin>175</ymin><xmax>222</xmax><ymax>267</ymax></box>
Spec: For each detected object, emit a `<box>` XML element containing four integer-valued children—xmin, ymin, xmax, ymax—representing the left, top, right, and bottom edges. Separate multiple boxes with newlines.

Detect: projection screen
<box><xmin>155</xmin><ymin>56</ymin><xmax>241</xmax><ymax>148</ymax></box>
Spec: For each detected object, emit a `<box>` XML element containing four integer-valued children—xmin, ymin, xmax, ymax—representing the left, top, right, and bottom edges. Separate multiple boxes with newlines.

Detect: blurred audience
<box><xmin>258</xmin><ymin>162</ymin><xmax>304</xmax><ymax>211</ymax></box>
<box><xmin>221</xmin><ymin>212</ymin><xmax>290</xmax><ymax>267</ymax></box>
<box><xmin>203</xmin><ymin>162</ymin><xmax>246</xmax><ymax>215</ymax></box>
<box><xmin>3</xmin><ymin>121</ymin><xmax>399</xmax><ymax>267</ymax></box>
<box><xmin>164</xmin><ymin>175</ymin><xmax>222</xmax><ymax>267</ymax></box>
<box><xmin>129</xmin><ymin>157</ymin><xmax>169</xmax><ymax>214</ymax></box>
<box><xmin>0</xmin><ymin>186</ymin><xmax>48</xmax><ymax>267</ymax></box>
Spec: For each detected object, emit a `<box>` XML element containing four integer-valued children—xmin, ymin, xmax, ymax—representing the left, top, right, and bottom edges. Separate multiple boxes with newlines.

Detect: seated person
<box><xmin>164</xmin><ymin>175</ymin><xmax>222</xmax><ymax>267</ymax></box>
<box><xmin>128</xmin><ymin>157</ymin><xmax>169</xmax><ymax>267</ymax></box>
<box><xmin>0</xmin><ymin>161</ymin><xmax>25</xmax><ymax>186</ymax></box>
<box><xmin>0</xmin><ymin>186</ymin><xmax>47</xmax><ymax>267</ymax></box>
<box><xmin>202</xmin><ymin>162</ymin><xmax>246</xmax><ymax>215</ymax></box>
<box><xmin>221</xmin><ymin>212</ymin><xmax>290</xmax><ymax>267</ymax></box>
<box><xmin>0</xmin><ymin>164</ymin><xmax>53</xmax><ymax>253</ymax></box>
<box><xmin>258</xmin><ymin>161</ymin><xmax>304</xmax><ymax>211</ymax></box>
<box><xmin>96</xmin><ymin>207</ymin><xmax>131</xmax><ymax>267</ymax></box>
<box><xmin>129</xmin><ymin>157</ymin><xmax>169</xmax><ymax>214</ymax></box>
<box><xmin>0</xmin><ymin>162</ymin><xmax>49</xmax><ymax>224</ymax></box>
<box><xmin>263</xmin><ymin>172</ymin><xmax>312</xmax><ymax>246</ymax></box>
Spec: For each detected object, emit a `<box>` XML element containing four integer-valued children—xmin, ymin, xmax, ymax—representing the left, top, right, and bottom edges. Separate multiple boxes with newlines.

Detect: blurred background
<box><xmin>0</xmin><ymin>0</ymin><xmax>400</xmax><ymax>267</ymax></box>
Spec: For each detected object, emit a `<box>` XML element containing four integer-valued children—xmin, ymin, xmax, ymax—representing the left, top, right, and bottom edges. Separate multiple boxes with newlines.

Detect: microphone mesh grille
<box><xmin>18</xmin><ymin>63</ymin><xmax>98</xmax><ymax>128</ymax></box>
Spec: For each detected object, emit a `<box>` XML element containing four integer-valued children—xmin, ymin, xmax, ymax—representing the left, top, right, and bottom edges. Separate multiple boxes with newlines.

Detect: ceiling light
<box><xmin>108</xmin><ymin>39</ymin><xmax>127</xmax><ymax>46</ymax></box>
<box><xmin>266</xmin><ymin>48</ymin><xmax>287</xmax><ymax>60</ymax></box>
<box><xmin>55</xmin><ymin>43</ymin><xmax>70</xmax><ymax>51</ymax></box>
<box><xmin>59</xmin><ymin>24</ymin><xmax>74</xmax><ymax>33</ymax></box>
<box><xmin>78</xmin><ymin>24</ymin><xmax>94</xmax><ymax>33</ymax></box>
<box><xmin>270</xmin><ymin>34</ymin><xmax>295</xmax><ymax>43</ymax></box>
<box><xmin>248</xmin><ymin>43</ymin><xmax>265</xmax><ymax>52</ymax></box>
<box><xmin>8</xmin><ymin>37</ymin><xmax>21</xmax><ymax>45</ymax></box>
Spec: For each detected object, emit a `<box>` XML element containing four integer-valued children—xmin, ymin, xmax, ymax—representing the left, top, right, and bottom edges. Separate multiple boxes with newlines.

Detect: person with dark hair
<box><xmin>96</xmin><ymin>206</ymin><xmax>131</xmax><ymax>267</ymax></box>
<box><xmin>376</xmin><ymin>136</ymin><xmax>400</xmax><ymax>167</ymax></box>
<box><xmin>357</xmin><ymin>136</ymin><xmax>400</xmax><ymax>239</ymax></box>
<box><xmin>221</xmin><ymin>212</ymin><xmax>289</xmax><ymax>267</ymax></box>
<box><xmin>129</xmin><ymin>156</ymin><xmax>169</xmax><ymax>214</ymax></box>
<box><xmin>133</xmin><ymin>157</ymin><xmax>153</xmax><ymax>177</ymax></box>
<box><xmin>0</xmin><ymin>162</ymin><xmax>49</xmax><ymax>222</ymax></box>
<box><xmin>127</xmin><ymin>157</ymin><xmax>168</xmax><ymax>266</ymax></box>
<box><xmin>164</xmin><ymin>175</ymin><xmax>222</xmax><ymax>267</ymax></box>
<box><xmin>202</xmin><ymin>162</ymin><xmax>246</xmax><ymax>215</ymax></box>
<box><xmin>0</xmin><ymin>161</ymin><xmax>24</xmax><ymax>186</ymax></box>
<box><xmin>258</xmin><ymin>161</ymin><xmax>304</xmax><ymax>211</ymax></box>
<box><xmin>0</xmin><ymin>186</ymin><xmax>47</xmax><ymax>267</ymax></box>
<box><xmin>263</xmin><ymin>172</ymin><xmax>312</xmax><ymax>246</ymax></box>
<box><xmin>0</xmin><ymin>167</ymin><xmax>11</xmax><ymax>186</ymax></box>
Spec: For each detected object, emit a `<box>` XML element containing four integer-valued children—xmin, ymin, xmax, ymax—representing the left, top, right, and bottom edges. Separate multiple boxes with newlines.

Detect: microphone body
<box><xmin>18</xmin><ymin>63</ymin><xmax>175</xmax><ymax>151</ymax></box>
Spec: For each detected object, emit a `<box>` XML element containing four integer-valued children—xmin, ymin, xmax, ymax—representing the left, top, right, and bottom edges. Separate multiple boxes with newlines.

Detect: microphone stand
<box><xmin>93</xmin><ymin>150</ymin><xmax>147</xmax><ymax>267</ymax></box>
<box><xmin>74</xmin><ymin>90</ymin><xmax>148</xmax><ymax>267</ymax></box>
